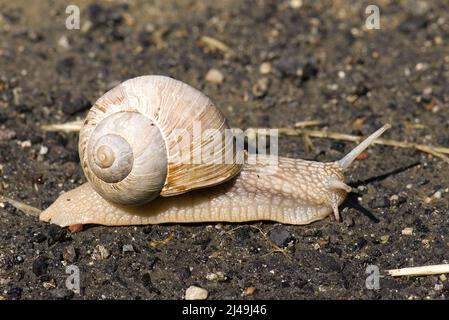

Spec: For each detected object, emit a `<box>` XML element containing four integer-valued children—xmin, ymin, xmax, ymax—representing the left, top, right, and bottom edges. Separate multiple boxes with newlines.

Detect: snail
<box><xmin>40</xmin><ymin>75</ymin><xmax>390</xmax><ymax>227</ymax></box>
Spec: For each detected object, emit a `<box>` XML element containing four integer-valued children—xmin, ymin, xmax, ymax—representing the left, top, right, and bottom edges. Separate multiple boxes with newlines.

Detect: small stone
<box><xmin>39</xmin><ymin>145</ymin><xmax>49</xmax><ymax>155</ymax></box>
<box><xmin>406</xmin><ymin>184</ymin><xmax>413</xmax><ymax>189</ymax></box>
<box><xmin>63</xmin><ymin>245</ymin><xmax>77</xmax><ymax>263</ymax></box>
<box><xmin>19</xmin><ymin>140</ymin><xmax>32</xmax><ymax>148</ymax></box>
<box><xmin>205</xmin><ymin>271</ymin><xmax>227</xmax><ymax>282</ymax></box>
<box><xmin>415</xmin><ymin>63</ymin><xmax>428</xmax><ymax>71</ymax></box>
<box><xmin>242</xmin><ymin>286</ymin><xmax>256</xmax><ymax>297</ymax></box>
<box><xmin>432</xmin><ymin>190</ymin><xmax>442</xmax><ymax>199</ymax></box>
<box><xmin>252</xmin><ymin>78</ymin><xmax>270</xmax><ymax>98</ymax></box>
<box><xmin>289</xmin><ymin>0</ymin><xmax>302</xmax><ymax>8</ymax></box>
<box><xmin>434</xmin><ymin>283</ymin><xmax>444</xmax><ymax>291</ymax></box>
<box><xmin>389</xmin><ymin>194</ymin><xmax>399</xmax><ymax>201</ymax></box>
<box><xmin>92</xmin><ymin>244</ymin><xmax>110</xmax><ymax>260</ymax></box>
<box><xmin>423</xmin><ymin>87</ymin><xmax>432</xmax><ymax>96</ymax></box>
<box><xmin>57</xmin><ymin>36</ymin><xmax>70</xmax><ymax>50</ymax></box>
<box><xmin>346</xmin><ymin>95</ymin><xmax>358</xmax><ymax>103</ymax></box>
<box><xmin>338</xmin><ymin>71</ymin><xmax>346</xmax><ymax>79</ymax></box>
<box><xmin>122</xmin><ymin>244</ymin><xmax>134</xmax><ymax>253</ymax></box>
<box><xmin>380</xmin><ymin>235</ymin><xmax>390</xmax><ymax>244</ymax></box>
<box><xmin>402</xmin><ymin>227</ymin><xmax>414</xmax><ymax>236</ymax></box>
<box><xmin>47</xmin><ymin>225</ymin><xmax>70</xmax><ymax>245</ymax></box>
<box><xmin>259</xmin><ymin>62</ymin><xmax>272</xmax><ymax>74</ymax></box>
<box><xmin>268</xmin><ymin>225</ymin><xmax>293</xmax><ymax>247</ymax></box>
<box><xmin>439</xmin><ymin>274</ymin><xmax>447</xmax><ymax>282</ymax></box>
<box><xmin>43</xmin><ymin>281</ymin><xmax>56</xmax><ymax>289</ymax></box>
<box><xmin>32</xmin><ymin>256</ymin><xmax>49</xmax><ymax>276</ymax></box>
<box><xmin>185</xmin><ymin>285</ymin><xmax>208</xmax><ymax>300</ymax></box>
<box><xmin>205</xmin><ymin>69</ymin><xmax>224</xmax><ymax>84</ymax></box>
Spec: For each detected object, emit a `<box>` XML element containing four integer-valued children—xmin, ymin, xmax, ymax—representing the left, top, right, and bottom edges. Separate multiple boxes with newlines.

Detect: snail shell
<box><xmin>79</xmin><ymin>76</ymin><xmax>242</xmax><ymax>205</ymax></box>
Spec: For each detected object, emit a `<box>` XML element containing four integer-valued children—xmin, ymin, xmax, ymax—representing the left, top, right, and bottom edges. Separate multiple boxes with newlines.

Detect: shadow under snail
<box><xmin>40</xmin><ymin>75</ymin><xmax>390</xmax><ymax>227</ymax></box>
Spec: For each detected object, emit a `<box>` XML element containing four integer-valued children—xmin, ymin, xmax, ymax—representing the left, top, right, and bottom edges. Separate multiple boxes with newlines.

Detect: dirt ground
<box><xmin>1</xmin><ymin>0</ymin><xmax>449</xmax><ymax>300</ymax></box>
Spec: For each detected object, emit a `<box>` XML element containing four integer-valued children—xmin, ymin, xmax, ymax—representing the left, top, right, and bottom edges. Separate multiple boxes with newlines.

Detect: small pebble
<box><xmin>259</xmin><ymin>62</ymin><xmax>272</xmax><ymax>74</ymax></box>
<box><xmin>122</xmin><ymin>244</ymin><xmax>134</xmax><ymax>253</ymax></box>
<box><xmin>39</xmin><ymin>145</ymin><xmax>49</xmax><ymax>155</ymax></box>
<box><xmin>402</xmin><ymin>227</ymin><xmax>414</xmax><ymax>236</ymax></box>
<box><xmin>185</xmin><ymin>285</ymin><xmax>208</xmax><ymax>300</ymax></box>
<box><xmin>415</xmin><ymin>63</ymin><xmax>428</xmax><ymax>71</ymax></box>
<box><xmin>57</xmin><ymin>36</ymin><xmax>70</xmax><ymax>50</ymax></box>
<box><xmin>205</xmin><ymin>69</ymin><xmax>224</xmax><ymax>84</ymax></box>
<box><xmin>242</xmin><ymin>287</ymin><xmax>256</xmax><ymax>297</ymax></box>
<box><xmin>252</xmin><ymin>78</ymin><xmax>270</xmax><ymax>98</ymax></box>
<box><xmin>423</xmin><ymin>87</ymin><xmax>432</xmax><ymax>96</ymax></box>
<box><xmin>432</xmin><ymin>190</ymin><xmax>442</xmax><ymax>199</ymax></box>
<box><xmin>390</xmin><ymin>194</ymin><xmax>399</xmax><ymax>201</ymax></box>
<box><xmin>19</xmin><ymin>140</ymin><xmax>32</xmax><ymax>148</ymax></box>
<box><xmin>268</xmin><ymin>225</ymin><xmax>293</xmax><ymax>247</ymax></box>
<box><xmin>205</xmin><ymin>271</ymin><xmax>226</xmax><ymax>282</ymax></box>
<box><xmin>43</xmin><ymin>281</ymin><xmax>56</xmax><ymax>289</ymax></box>
<box><xmin>439</xmin><ymin>274</ymin><xmax>447</xmax><ymax>282</ymax></box>
<box><xmin>380</xmin><ymin>235</ymin><xmax>390</xmax><ymax>244</ymax></box>
<box><xmin>32</xmin><ymin>256</ymin><xmax>48</xmax><ymax>276</ymax></box>
<box><xmin>93</xmin><ymin>244</ymin><xmax>110</xmax><ymax>260</ymax></box>
<box><xmin>434</xmin><ymin>283</ymin><xmax>444</xmax><ymax>291</ymax></box>
<box><xmin>421</xmin><ymin>239</ymin><xmax>430</xmax><ymax>248</ymax></box>
<box><xmin>289</xmin><ymin>0</ymin><xmax>302</xmax><ymax>8</ymax></box>
<box><xmin>338</xmin><ymin>71</ymin><xmax>346</xmax><ymax>79</ymax></box>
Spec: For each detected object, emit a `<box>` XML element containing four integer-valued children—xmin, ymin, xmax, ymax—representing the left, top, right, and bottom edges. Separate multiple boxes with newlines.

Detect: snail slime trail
<box><xmin>183</xmin><ymin>304</ymin><xmax>216</xmax><ymax>318</ymax></box>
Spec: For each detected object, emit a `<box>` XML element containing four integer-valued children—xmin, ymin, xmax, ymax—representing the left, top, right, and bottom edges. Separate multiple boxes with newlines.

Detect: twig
<box><xmin>40</xmin><ymin>121</ymin><xmax>449</xmax><ymax>163</ymax></box>
<box><xmin>277</xmin><ymin>127</ymin><xmax>449</xmax><ymax>164</ymax></box>
<box><xmin>41</xmin><ymin>120</ymin><xmax>83</xmax><ymax>132</ymax></box>
<box><xmin>198</xmin><ymin>36</ymin><xmax>234</xmax><ymax>55</ymax></box>
<box><xmin>388</xmin><ymin>264</ymin><xmax>449</xmax><ymax>277</ymax></box>
<box><xmin>0</xmin><ymin>196</ymin><xmax>41</xmax><ymax>217</ymax></box>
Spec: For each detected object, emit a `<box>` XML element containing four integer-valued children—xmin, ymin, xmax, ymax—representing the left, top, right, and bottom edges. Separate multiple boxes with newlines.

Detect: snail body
<box><xmin>40</xmin><ymin>76</ymin><xmax>390</xmax><ymax>227</ymax></box>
